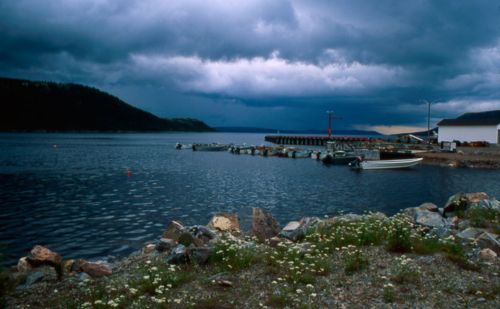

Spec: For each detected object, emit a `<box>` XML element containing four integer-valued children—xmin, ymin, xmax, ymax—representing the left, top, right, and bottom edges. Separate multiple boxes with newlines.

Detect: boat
<box><xmin>175</xmin><ymin>143</ymin><xmax>193</xmax><ymax>150</ymax></box>
<box><xmin>192</xmin><ymin>143</ymin><xmax>229</xmax><ymax>151</ymax></box>
<box><xmin>322</xmin><ymin>151</ymin><xmax>358</xmax><ymax>165</ymax></box>
<box><xmin>349</xmin><ymin>157</ymin><xmax>423</xmax><ymax>170</ymax></box>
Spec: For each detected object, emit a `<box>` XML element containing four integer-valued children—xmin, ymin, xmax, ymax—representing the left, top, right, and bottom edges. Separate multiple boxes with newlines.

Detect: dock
<box><xmin>264</xmin><ymin>135</ymin><xmax>369</xmax><ymax>146</ymax></box>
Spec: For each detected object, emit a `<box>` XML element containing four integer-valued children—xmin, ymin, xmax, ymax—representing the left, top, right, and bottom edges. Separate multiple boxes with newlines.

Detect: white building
<box><xmin>437</xmin><ymin>110</ymin><xmax>500</xmax><ymax>144</ymax></box>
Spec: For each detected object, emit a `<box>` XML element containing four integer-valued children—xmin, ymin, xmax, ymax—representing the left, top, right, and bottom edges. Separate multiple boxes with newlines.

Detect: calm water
<box><xmin>1</xmin><ymin>132</ymin><xmax>499</xmax><ymax>266</ymax></box>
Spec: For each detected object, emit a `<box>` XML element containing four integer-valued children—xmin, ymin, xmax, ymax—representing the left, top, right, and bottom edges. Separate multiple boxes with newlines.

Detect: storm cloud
<box><xmin>1</xmin><ymin>0</ymin><xmax>499</xmax><ymax>132</ymax></box>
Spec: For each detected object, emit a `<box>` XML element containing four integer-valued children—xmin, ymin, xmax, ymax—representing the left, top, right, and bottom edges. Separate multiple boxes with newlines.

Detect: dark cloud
<box><xmin>0</xmin><ymin>0</ymin><xmax>499</xmax><ymax>132</ymax></box>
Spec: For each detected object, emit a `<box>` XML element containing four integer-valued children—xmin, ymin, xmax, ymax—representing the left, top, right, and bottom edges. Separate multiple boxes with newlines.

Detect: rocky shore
<box><xmin>419</xmin><ymin>147</ymin><xmax>500</xmax><ymax>169</ymax></box>
<box><xmin>1</xmin><ymin>192</ymin><xmax>499</xmax><ymax>308</ymax></box>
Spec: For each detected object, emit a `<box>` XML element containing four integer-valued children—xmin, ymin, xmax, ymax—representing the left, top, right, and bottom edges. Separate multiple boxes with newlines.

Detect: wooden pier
<box><xmin>264</xmin><ymin>135</ymin><xmax>369</xmax><ymax>146</ymax></box>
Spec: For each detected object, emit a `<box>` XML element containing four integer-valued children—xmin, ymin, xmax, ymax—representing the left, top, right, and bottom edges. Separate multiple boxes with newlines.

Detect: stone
<box><xmin>280</xmin><ymin>217</ymin><xmax>320</xmax><ymax>242</ymax></box>
<box><xmin>16</xmin><ymin>271</ymin><xmax>44</xmax><ymax>290</ymax></box>
<box><xmin>282</xmin><ymin>221</ymin><xmax>301</xmax><ymax>231</ymax></box>
<box><xmin>17</xmin><ymin>257</ymin><xmax>32</xmax><ymax>273</ymax></box>
<box><xmin>156</xmin><ymin>238</ymin><xmax>176</xmax><ymax>253</ymax></box>
<box><xmin>166</xmin><ymin>244</ymin><xmax>188</xmax><ymax>264</ymax></box>
<box><xmin>469</xmin><ymin>198</ymin><xmax>500</xmax><ymax>211</ymax></box>
<box><xmin>479</xmin><ymin>248</ymin><xmax>497</xmax><ymax>261</ymax></box>
<box><xmin>415</xmin><ymin>211</ymin><xmax>446</xmax><ymax>228</ymax></box>
<box><xmin>465</xmin><ymin>192</ymin><xmax>489</xmax><ymax>204</ymax></box>
<box><xmin>71</xmin><ymin>259</ymin><xmax>87</xmax><ymax>273</ymax></box>
<box><xmin>162</xmin><ymin>221</ymin><xmax>185</xmax><ymax>241</ymax></box>
<box><xmin>78</xmin><ymin>272</ymin><xmax>92</xmax><ymax>281</ymax></box>
<box><xmin>403</xmin><ymin>203</ymin><xmax>438</xmax><ymax>220</ymax></box>
<box><xmin>443</xmin><ymin>193</ymin><xmax>468</xmax><ymax>215</ymax></box>
<box><xmin>27</xmin><ymin>245</ymin><xmax>63</xmax><ymax>279</ymax></box>
<box><xmin>458</xmin><ymin>219</ymin><xmax>470</xmax><ymax>230</ymax></box>
<box><xmin>80</xmin><ymin>262</ymin><xmax>112</xmax><ymax>278</ymax></box>
<box><xmin>457</xmin><ymin>227</ymin><xmax>485</xmax><ymax>240</ymax></box>
<box><xmin>63</xmin><ymin>259</ymin><xmax>75</xmax><ymax>274</ymax></box>
<box><xmin>218</xmin><ymin>280</ymin><xmax>233</xmax><ymax>287</ymax></box>
<box><xmin>207</xmin><ymin>213</ymin><xmax>240</xmax><ymax>234</ymax></box>
<box><xmin>189</xmin><ymin>225</ymin><xmax>218</xmax><ymax>240</ymax></box>
<box><xmin>476</xmin><ymin>232</ymin><xmax>500</xmax><ymax>254</ymax></box>
<box><xmin>178</xmin><ymin>231</ymin><xmax>204</xmax><ymax>247</ymax></box>
<box><xmin>143</xmin><ymin>244</ymin><xmax>156</xmax><ymax>254</ymax></box>
<box><xmin>252</xmin><ymin>208</ymin><xmax>281</xmax><ymax>241</ymax></box>
<box><xmin>187</xmin><ymin>247</ymin><xmax>213</xmax><ymax>265</ymax></box>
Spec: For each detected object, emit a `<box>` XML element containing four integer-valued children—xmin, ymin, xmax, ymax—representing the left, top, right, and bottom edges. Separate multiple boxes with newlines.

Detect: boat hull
<box><xmin>359</xmin><ymin>158</ymin><xmax>423</xmax><ymax>170</ymax></box>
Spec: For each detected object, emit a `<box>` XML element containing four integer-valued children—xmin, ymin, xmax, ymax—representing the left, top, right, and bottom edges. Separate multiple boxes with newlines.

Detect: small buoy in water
<box><xmin>126</xmin><ymin>169</ymin><xmax>132</xmax><ymax>176</ymax></box>
<box><xmin>53</xmin><ymin>144</ymin><xmax>58</xmax><ymax>148</ymax></box>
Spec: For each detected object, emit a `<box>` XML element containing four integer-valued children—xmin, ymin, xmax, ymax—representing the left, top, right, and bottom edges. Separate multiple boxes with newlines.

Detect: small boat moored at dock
<box><xmin>349</xmin><ymin>157</ymin><xmax>424</xmax><ymax>170</ymax></box>
<box><xmin>192</xmin><ymin>143</ymin><xmax>230</xmax><ymax>151</ymax></box>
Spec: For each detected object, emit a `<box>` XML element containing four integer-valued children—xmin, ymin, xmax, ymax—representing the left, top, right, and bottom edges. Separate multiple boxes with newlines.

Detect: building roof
<box><xmin>437</xmin><ymin>110</ymin><xmax>500</xmax><ymax>126</ymax></box>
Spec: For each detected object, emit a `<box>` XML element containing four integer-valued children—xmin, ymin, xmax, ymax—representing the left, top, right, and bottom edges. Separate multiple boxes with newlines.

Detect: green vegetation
<box><xmin>4</xmin><ymin>209</ymin><xmax>499</xmax><ymax>308</ymax></box>
<box><xmin>0</xmin><ymin>77</ymin><xmax>213</xmax><ymax>132</ymax></box>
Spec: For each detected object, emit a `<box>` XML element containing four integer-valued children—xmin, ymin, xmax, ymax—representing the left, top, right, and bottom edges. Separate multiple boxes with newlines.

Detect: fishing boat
<box><xmin>349</xmin><ymin>157</ymin><xmax>423</xmax><ymax>170</ymax></box>
<box><xmin>322</xmin><ymin>151</ymin><xmax>358</xmax><ymax>165</ymax></box>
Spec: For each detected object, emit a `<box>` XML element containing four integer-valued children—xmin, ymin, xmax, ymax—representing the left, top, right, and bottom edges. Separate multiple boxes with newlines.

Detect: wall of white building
<box><xmin>438</xmin><ymin>125</ymin><xmax>500</xmax><ymax>144</ymax></box>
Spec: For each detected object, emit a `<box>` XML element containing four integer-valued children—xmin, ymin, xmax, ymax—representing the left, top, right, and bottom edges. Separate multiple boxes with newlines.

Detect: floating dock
<box><xmin>264</xmin><ymin>135</ymin><xmax>369</xmax><ymax>146</ymax></box>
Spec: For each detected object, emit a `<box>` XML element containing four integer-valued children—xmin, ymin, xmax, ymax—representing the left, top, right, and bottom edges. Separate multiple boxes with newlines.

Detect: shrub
<box><xmin>211</xmin><ymin>235</ymin><xmax>260</xmax><ymax>272</ymax></box>
<box><xmin>343</xmin><ymin>245</ymin><xmax>368</xmax><ymax>274</ymax></box>
<box><xmin>391</xmin><ymin>255</ymin><xmax>421</xmax><ymax>284</ymax></box>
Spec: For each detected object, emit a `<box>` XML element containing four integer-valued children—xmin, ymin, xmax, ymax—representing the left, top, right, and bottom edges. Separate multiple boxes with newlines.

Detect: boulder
<box><xmin>457</xmin><ymin>227</ymin><xmax>484</xmax><ymax>241</ymax></box>
<box><xmin>252</xmin><ymin>208</ymin><xmax>281</xmax><ymax>241</ymax></box>
<box><xmin>17</xmin><ymin>257</ymin><xmax>32</xmax><ymax>273</ymax></box>
<box><xmin>207</xmin><ymin>213</ymin><xmax>240</xmax><ymax>234</ymax></box>
<box><xmin>162</xmin><ymin>221</ymin><xmax>185</xmax><ymax>241</ymax></box>
<box><xmin>415</xmin><ymin>211</ymin><xmax>446</xmax><ymax>228</ymax></box>
<box><xmin>443</xmin><ymin>193</ymin><xmax>468</xmax><ymax>215</ymax></box>
<box><xmin>178</xmin><ymin>231</ymin><xmax>204</xmax><ymax>247</ymax></box>
<box><xmin>156</xmin><ymin>238</ymin><xmax>176</xmax><ymax>253</ymax></box>
<box><xmin>143</xmin><ymin>244</ymin><xmax>156</xmax><ymax>254</ymax></box>
<box><xmin>476</xmin><ymin>232</ymin><xmax>500</xmax><ymax>254</ymax></box>
<box><xmin>267</xmin><ymin>236</ymin><xmax>293</xmax><ymax>248</ymax></box>
<box><xmin>63</xmin><ymin>259</ymin><xmax>75</xmax><ymax>274</ymax></box>
<box><xmin>479</xmin><ymin>248</ymin><xmax>497</xmax><ymax>261</ymax></box>
<box><xmin>280</xmin><ymin>217</ymin><xmax>320</xmax><ymax>242</ymax></box>
<box><xmin>403</xmin><ymin>203</ymin><xmax>438</xmax><ymax>220</ymax></box>
<box><xmin>16</xmin><ymin>271</ymin><xmax>44</xmax><ymax>290</ymax></box>
<box><xmin>187</xmin><ymin>225</ymin><xmax>218</xmax><ymax>245</ymax></box>
<box><xmin>469</xmin><ymin>198</ymin><xmax>500</xmax><ymax>211</ymax></box>
<box><xmin>187</xmin><ymin>247</ymin><xmax>213</xmax><ymax>265</ymax></box>
<box><xmin>465</xmin><ymin>192</ymin><xmax>489</xmax><ymax>204</ymax></box>
<box><xmin>80</xmin><ymin>262</ymin><xmax>112</xmax><ymax>278</ymax></box>
<box><xmin>27</xmin><ymin>245</ymin><xmax>63</xmax><ymax>278</ymax></box>
<box><xmin>166</xmin><ymin>244</ymin><xmax>189</xmax><ymax>264</ymax></box>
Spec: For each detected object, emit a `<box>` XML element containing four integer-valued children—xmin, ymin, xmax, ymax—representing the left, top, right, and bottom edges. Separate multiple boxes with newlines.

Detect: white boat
<box><xmin>175</xmin><ymin>143</ymin><xmax>193</xmax><ymax>150</ymax></box>
<box><xmin>350</xmin><ymin>158</ymin><xmax>423</xmax><ymax>170</ymax></box>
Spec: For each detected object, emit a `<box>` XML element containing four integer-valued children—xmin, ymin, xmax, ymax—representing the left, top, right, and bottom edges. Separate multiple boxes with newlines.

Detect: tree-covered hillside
<box><xmin>0</xmin><ymin>77</ymin><xmax>213</xmax><ymax>132</ymax></box>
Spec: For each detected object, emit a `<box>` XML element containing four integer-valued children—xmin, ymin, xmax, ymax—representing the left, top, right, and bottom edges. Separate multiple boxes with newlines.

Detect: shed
<box><xmin>437</xmin><ymin>110</ymin><xmax>500</xmax><ymax>144</ymax></box>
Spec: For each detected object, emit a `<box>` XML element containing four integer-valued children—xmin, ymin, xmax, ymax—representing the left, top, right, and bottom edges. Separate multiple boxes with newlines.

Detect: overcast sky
<box><xmin>1</xmin><ymin>0</ymin><xmax>499</xmax><ymax>133</ymax></box>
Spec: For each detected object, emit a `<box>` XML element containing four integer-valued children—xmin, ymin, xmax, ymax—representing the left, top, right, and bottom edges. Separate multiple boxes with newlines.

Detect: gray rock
<box><xmin>187</xmin><ymin>247</ymin><xmax>213</xmax><ymax>265</ymax></box>
<box><xmin>78</xmin><ymin>272</ymin><xmax>92</xmax><ymax>281</ymax></box>
<box><xmin>178</xmin><ymin>231</ymin><xmax>203</xmax><ymax>247</ymax></box>
<box><xmin>469</xmin><ymin>198</ymin><xmax>500</xmax><ymax>211</ymax></box>
<box><xmin>166</xmin><ymin>244</ymin><xmax>188</xmax><ymax>264</ymax></box>
<box><xmin>457</xmin><ymin>219</ymin><xmax>470</xmax><ymax>230</ymax></box>
<box><xmin>17</xmin><ymin>271</ymin><xmax>44</xmax><ymax>290</ymax></box>
<box><xmin>279</xmin><ymin>217</ymin><xmax>320</xmax><ymax>241</ymax></box>
<box><xmin>465</xmin><ymin>192</ymin><xmax>489</xmax><ymax>204</ymax></box>
<box><xmin>156</xmin><ymin>238</ymin><xmax>176</xmax><ymax>253</ymax></box>
<box><xmin>457</xmin><ymin>228</ymin><xmax>485</xmax><ymax>241</ymax></box>
<box><xmin>252</xmin><ymin>208</ymin><xmax>281</xmax><ymax>241</ymax></box>
<box><xmin>476</xmin><ymin>232</ymin><xmax>500</xmax><ymax>254</ymax></box>
<box><xmin>415</xmin><ymin>211</ymin><xmax>446</xmax><ymax>228</ymax></box>
<box><xmin>403</xmin><ymin>203</ymin><xmax>438</xmax><ymax>220</ymax></box>
<box><xmin>189</xmin><ymin>225</ymin><xmax>218</xmax><ymax>240</ymax></box>
<box><xmin>162</xmin><ymin>221</ymin><xmax>185</xmax><ymax>241</ymax></box>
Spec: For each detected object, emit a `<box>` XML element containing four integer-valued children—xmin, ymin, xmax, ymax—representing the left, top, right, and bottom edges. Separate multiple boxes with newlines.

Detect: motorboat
<box><xmin>322</xmin><ymin>151</ymin><xmax>358</xmax><ymax>165</ymax></box>
<box><xmin>192</xmin><ymin>143</ymin><xmax>229</xmax><ymax>151</ymax></box>
<box><xmin>349</xmin><ymin>157</ymin><xmax>423</xmax><ymax>170</ymax></box>
<box><xmin>175</xmin><ymin>143</ymin><xmax>193</xmax><ymax>150</ymax></box>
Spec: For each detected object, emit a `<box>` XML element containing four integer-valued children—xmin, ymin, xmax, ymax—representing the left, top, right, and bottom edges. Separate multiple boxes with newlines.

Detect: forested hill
<box><xmin>0</xmin><ymin>77</ymin><xmax>213</xmax><ymax>132</ymax></box>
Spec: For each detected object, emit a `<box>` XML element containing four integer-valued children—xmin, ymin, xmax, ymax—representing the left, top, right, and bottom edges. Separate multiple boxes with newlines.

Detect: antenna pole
<box><xmin>427</xmin><ymin>101</ymin><xmax>431</xmax><ymax>144</ymax></box>
<box><xmin>327</xmin><ymin>111</ymin><xmax>332</xmax><ymax>139</ymax></box>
